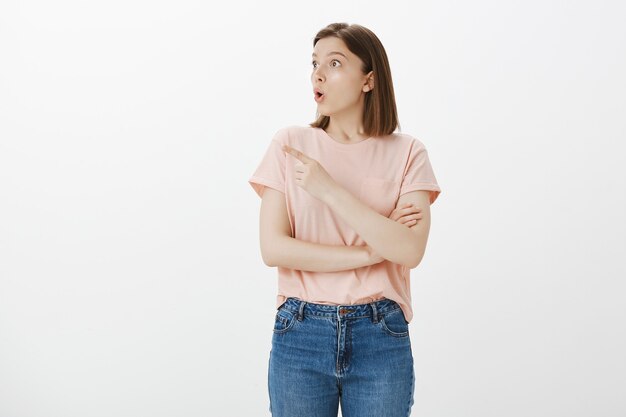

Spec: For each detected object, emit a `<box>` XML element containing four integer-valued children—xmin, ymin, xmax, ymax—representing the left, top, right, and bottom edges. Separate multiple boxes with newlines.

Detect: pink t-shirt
<box><xmin>248</xmin><ymin>125</ymin><xmax>441</xmax><ymax>323</ymax></box>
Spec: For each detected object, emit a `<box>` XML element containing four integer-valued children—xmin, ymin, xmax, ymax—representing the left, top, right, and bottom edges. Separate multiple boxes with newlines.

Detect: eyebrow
<box><xmin>311</xmin><ymin>51</ymin><xmax>348</xmax><ymax>59</ymax></box>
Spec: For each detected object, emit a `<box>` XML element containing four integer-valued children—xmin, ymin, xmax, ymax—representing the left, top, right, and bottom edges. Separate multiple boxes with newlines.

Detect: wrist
<box><xmin>362</xmin><ymin>244</ymin><xmax>379</xmax><ymax>265</ymax></box>
<box><xmin>322</xmin><ymin>182</ymin><xmax>344</xmax><ymax>207</ymax></box>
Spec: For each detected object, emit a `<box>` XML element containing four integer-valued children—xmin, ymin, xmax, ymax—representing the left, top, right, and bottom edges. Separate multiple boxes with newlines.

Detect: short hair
<box><xmin>309</xmin><ymin>22</ymin><xmax>400</xmax><ymax>137</ymax></box>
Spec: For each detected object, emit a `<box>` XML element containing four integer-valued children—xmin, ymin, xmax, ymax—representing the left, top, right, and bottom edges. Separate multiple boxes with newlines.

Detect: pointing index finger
<box><xmin>282</xmin><ymin>144</ymin><xmax>310</xmax><ymax>162</ymax></box>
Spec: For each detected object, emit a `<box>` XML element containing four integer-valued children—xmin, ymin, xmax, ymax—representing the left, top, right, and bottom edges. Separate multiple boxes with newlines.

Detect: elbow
<box><xmin>405</xmin><ymin>233</ymin><xmax>428</xmax><ymax>269</ymax></box>
<box><xmin>405</xmin><ymin>255</ymin><xmax>422</xmax><ymax>270</ymax></box>
<box><xmin>261</xmin><ymin>248</ymin><xmax>277</xmax><ymax>267</ymax></box>
<box><xmin>405</xmin><ymin>246</ymin><xmax>425</xmax><ymax>269</ymax></box>
<box><xmin>404</xmin><ymin>257</ymin><xmax>417</xmax><ymax>270</ymax></box>
<box><xmin>387</xmin><ymin>241</ymin><xmax>424</xmax><ymax>269</ymax></box>
<box><xmin>260</xmin><ymin>235</ymin><xmax>287</xmax><ymax>267</ymax></box>
<box><xmin>406</xmin><ymin>255</ymin><xmax>422</xmax><ymax>269</ymax></box>
<box><xmin>402</xmin><ymin>219</ymin><xmax>431</xmax><ymax>269</ymax></box>
<box><xmin>262</xmin><ymin>255</ymin><xmax>275</xmax><ymax>267</ymax></box>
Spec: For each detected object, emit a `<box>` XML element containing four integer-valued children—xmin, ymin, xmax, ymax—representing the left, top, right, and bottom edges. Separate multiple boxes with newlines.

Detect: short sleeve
<box><xmin>248</xmin><ymin>129</ymin><xmax>287</xmax><ymax>198</ymax></box>
<box><xmin>399</xmin><ymin>139</ymin><xmax>442</xmax><ymax>204</ymax></box>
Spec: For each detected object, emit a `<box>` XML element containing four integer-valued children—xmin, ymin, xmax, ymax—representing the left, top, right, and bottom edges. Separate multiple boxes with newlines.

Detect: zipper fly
<box><xmin>336</xmin><ymin>308</ymin><xmax>341</xmax><ymax>373</ymax></box>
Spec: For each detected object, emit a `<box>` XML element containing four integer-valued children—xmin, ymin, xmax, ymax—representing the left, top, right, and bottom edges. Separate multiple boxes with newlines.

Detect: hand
<box><xmin>282</xmin><ymin>144</ymin><xmax>338</xmax><ymax>202</ymax></box>
<box><xmin>367</xmin><ymin>203</ymin><xmax>423</xmax><ymax>264</ymax></box>
<box><xmin>366</xmin><ymin>244</ymin><xmax>385</xmax><ymax>264</ymax></box>
<box><xmin>389</xmin><ymin>202</ymin><xmax>423</xmax><ymax>227</ymax></box>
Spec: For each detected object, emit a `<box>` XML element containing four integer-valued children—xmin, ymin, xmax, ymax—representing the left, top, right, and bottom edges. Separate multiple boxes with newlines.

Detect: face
<box><xmin>311</xmin><ymin>37</ymin><xmax>373</xmax><ymax>117</ymax></box>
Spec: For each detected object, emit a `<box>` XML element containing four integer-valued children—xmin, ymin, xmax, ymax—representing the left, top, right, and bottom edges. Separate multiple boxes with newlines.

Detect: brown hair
<box><xmin>309</xmin><ymin>22</ymin><xmax>400</xmax><ymax>137</ymax></box>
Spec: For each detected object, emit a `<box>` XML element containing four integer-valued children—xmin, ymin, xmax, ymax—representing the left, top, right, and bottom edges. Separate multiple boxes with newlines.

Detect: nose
<box><xmin>312</xmin><ymin>65</ymin><xmax>325</xmax><ymax>81</ymax></box>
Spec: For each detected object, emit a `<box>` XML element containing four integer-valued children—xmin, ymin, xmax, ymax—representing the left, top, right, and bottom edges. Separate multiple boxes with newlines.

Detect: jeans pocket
<box><xmin>380</xmin><ymin>308</ymin><xmax>409</xmax><ymax>337</ymax></box>
<box><xmin>273</xmin><ymin>308</ymin><xmax>297</xmax><ymax>334</ymax></box>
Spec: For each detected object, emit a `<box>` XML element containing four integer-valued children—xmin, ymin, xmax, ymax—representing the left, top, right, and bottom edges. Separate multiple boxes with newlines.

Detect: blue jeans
<box><xmin>268</xmin><ymin>297</ymin><xmax>415</xmax><ymax>417</ymax></box>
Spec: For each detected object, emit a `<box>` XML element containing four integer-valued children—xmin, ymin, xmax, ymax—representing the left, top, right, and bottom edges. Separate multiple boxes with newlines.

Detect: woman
<box><xmin>249</xmin><ymin>22</ymin><xmax>441</xmax><ymax>417</ymax></box>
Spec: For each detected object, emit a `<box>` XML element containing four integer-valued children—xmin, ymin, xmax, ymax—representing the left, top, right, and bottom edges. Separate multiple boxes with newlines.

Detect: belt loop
<box><xmin>297</xmin><ymin>300</ymin><xmax>306</xmax><ymax>321</ymax></box>
<box><xmin>370</xmin><ymin>302</ymin><xmax>378</xmax><ymax>323</ymax></box>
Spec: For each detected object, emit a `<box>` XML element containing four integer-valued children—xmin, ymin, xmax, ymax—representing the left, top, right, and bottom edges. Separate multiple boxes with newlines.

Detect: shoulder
<box><xmin>382</xmin><ymin>131</ymin><xmax>428</xmax><ymax>153</ymax></box>
<box><xmin>271</xmin><ymin>125</ymin><xmax>312</xmax><ymax>143</ymax></box>
<box><xmin>271</xmin><ymin>125</ymin><xmax>316</xmax><ymax>146</ymax></box>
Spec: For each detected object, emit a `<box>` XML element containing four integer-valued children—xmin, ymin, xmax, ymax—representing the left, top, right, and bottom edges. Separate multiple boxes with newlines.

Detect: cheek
<box><xmin>328</xmin><ymin>75</ymin><xmax>360</xmax><ymax>98</ymax></box>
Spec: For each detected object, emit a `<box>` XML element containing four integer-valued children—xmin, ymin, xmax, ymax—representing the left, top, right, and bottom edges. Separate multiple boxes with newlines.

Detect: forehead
<box><xmin>312</xmin><ymin>37</ymin><xmax>351</xmax><ymax>59</ymax></box>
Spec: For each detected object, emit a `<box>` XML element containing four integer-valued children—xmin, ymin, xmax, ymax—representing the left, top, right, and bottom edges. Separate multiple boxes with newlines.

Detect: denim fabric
<box><xmin>268</xmin><ymin>297</ymin><xmax>415</xmax><ymax>417</ymax></box>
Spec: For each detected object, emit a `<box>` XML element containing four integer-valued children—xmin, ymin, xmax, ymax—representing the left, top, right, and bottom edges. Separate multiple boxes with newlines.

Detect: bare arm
<box><xmin>282</xmin><ymin>144</ymin><xmax>434</xmax><ymax>269</ymax></box>
<box><xmin>267</xmin><ymin>237</ymin><xmax>378</xmax><ymax>272</ymax></box>
<box><xmin>324</xmin><ymin>187</ymin><xmax>432</xmax><ymax>269</ymax></box>
<box><xmin>259</xmin><ymin>187</ymin><xmax>380</xmax><ymax>272</ymax></box>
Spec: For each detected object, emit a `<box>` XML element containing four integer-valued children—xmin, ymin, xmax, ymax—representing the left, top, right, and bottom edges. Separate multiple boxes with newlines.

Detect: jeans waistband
<box><xmin>279</xmin><ymin>297</ymin><xmax>401</xmax><ymax>324</ymax></box>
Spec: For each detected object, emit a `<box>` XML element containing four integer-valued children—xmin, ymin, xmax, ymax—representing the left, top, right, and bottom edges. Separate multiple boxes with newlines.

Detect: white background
<box><xmin>1</xmin><ymin>0</ymin><xmax>625</xmax><ymax>416</ymax></box>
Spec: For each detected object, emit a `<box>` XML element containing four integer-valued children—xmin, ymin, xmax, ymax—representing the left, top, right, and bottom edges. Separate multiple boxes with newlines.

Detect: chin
<box><xmin>318</xmin><ymin>105</ymin><xmax>338</xmax><ymax>116</ymax></box>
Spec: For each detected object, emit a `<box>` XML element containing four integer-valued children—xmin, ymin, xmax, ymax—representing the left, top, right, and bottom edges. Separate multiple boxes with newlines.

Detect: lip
<box><xmin>314</xmin><ymin>93</ymin><xmax>325</xmax><ymax>103</ymax></box>
<box><xmin>313</xmin><ymin>88</ymin><xmax>325</xmax><ymax>103</ymax></box>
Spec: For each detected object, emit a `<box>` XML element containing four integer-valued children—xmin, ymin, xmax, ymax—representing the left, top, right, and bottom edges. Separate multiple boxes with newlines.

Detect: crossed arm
<box><xmin>259</xmin><ymin>186</ymin><xmax>432</xmax><ymax>271</ymax></box>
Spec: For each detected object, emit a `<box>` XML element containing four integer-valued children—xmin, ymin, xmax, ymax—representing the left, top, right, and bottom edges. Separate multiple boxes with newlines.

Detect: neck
<box><xmin>325</xmin><ymin>105</ymin><xmax>367</xmax><ymax>142</ymax></box>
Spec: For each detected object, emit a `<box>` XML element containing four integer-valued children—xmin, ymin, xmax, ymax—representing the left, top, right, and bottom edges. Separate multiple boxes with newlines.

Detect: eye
<box><xmin>311</xmin><ymin>59</ymin><xmax>341</xmax><ymax>69</ymax></box>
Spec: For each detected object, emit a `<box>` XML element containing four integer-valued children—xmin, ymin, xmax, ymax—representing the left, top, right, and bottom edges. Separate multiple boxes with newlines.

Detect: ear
<box><xmin>363</xmin><ymin>71</ymin><xmax>374</xmax><ymax>92</ymax></box>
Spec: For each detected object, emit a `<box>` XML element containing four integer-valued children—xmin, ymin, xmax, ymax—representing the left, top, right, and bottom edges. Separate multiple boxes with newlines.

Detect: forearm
<box><xmin>323</xmin><ymin>187</ymin><xmax>420</xmax><ymax>268</ymax></box>
<box><xmin>267</xmin><ymin>236</ymin><xmax>379</xmax><ymax>272</ymax></box>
